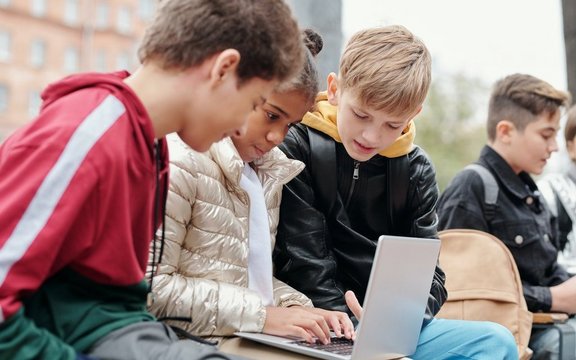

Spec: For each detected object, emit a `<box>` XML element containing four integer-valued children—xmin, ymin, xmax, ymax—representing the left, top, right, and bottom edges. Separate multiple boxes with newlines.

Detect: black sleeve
<box><xmin>405</xmin><ymin>148</ymin><xmax>447</xmax><ymax>321</ymax></box>
<box><xmin>437</xmin><ymin>169</ymin><xmax>491</xmax><ymax>232</ymax></box>
<box><xmin>273</xmin><ymin>125</ymin><xmax>348</xmax><ymax>313</ymax></box>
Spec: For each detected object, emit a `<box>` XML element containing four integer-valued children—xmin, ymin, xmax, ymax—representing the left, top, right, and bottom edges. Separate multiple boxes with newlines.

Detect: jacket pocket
<box><xmin>492</xmin><ymin>221</ymin><xmax>541</xmax><ymax>249</ymax></box>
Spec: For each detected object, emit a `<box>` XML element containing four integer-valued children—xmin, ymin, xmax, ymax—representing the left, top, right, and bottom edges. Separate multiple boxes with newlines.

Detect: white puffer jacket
<box><xmin>147</xmin><ymin>134</ymin><xmax>311</xmax><ymax>337</ymax></box>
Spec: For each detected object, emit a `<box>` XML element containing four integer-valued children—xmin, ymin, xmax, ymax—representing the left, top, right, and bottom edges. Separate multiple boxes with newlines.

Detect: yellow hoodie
<box><xmin>302</xmin><ymin>92</ymin><xmax>415</xmax><ymax>158</ymax></box>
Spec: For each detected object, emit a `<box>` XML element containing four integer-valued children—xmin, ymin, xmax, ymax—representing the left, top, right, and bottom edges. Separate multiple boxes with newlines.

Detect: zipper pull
<box><xmin>353</xmin><ymin>161</ymin><xmax>360</xmax><ymax>180</ymax></box>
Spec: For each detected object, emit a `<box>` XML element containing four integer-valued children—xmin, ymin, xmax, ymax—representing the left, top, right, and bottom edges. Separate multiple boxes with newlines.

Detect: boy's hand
<box><xmin>345</xmin><ymin>290</ymin><xmax>363</xmax><ymax>321</ymax></box>
<box><xmin>550</xmin><ymin>276</ymin><xmax>576</xmax><ymax>314</ymax></box>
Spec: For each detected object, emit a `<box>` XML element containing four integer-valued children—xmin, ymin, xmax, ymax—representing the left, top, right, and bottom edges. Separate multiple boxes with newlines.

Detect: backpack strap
<box><xmin>308</xmin><ymin>129</ymin><xmax>337</xmax><ymax>215</ymax></box>
<box><xmin>387</xmin><ymin>155</ymin><xmax>410</xmax><ymax>234</ymax></box>
<box><xmin>308</xmin><ymin>128</ymin><xmax>410</xmax><ymax>232</ymax></box>
<box><xmin>464</xmin><ymin>163</ymin><xmax>498</xmax><ymax>222</ymax></box>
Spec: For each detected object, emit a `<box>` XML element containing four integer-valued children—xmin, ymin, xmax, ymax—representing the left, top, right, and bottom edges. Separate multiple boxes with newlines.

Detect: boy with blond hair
<box><xmin>0</xmin><ymin>0</ymin><xmax>303</xmax><ymax>359</ymax></box>
<box><xmin>273</xmin><ymin>25</ymin><xmax>518</xmax><ymax>359</ymax></box>
<box><xmin>438</xmin><ymin>73</ymin><xmax>575</xmax><ymax>359</ymax></box>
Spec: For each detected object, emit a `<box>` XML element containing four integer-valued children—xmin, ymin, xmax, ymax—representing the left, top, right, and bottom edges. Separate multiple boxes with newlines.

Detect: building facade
<box><xmin>0</xmin><ymin>0</ymin><xmax>156</xmax><ymax>141</ymax></box>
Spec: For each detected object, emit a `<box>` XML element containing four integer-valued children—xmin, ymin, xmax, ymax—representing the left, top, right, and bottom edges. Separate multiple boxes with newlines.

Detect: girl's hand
<box><xmin>300</xmin><ymin>307</ymin><xmax>355</xmax><ymax>340</ymax></box>
<box><xmin>263</xmin><ymin>306</ymin><xmax>331</xmax><ymax>344</ymax></box>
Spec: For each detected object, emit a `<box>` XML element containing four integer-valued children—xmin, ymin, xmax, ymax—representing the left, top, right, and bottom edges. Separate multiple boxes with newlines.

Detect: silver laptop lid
<box><xmin>351</xmin><ymin>235</ymin><xmax>440</xmax><ymax>360</ymax></box>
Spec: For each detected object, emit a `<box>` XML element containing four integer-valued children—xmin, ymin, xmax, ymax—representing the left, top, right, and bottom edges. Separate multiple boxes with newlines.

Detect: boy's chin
<box><xmin>177</xmin><ymin>132</ymin><xmax>214</xmax><ymax>153</ymax></box>
<box><xmin>530</xmin><ymin>167</ymin><xmax>545</xmax><ymax>176</ymax></box>
<box><xmin>348</xmin><ymin>151</ymin><xmax>377</xmax><ymax>162</ymax></box>
<box><xmin>344</xmin><ymin>143</ymin><xmax>378</xmax><ymax>162</ymax></box>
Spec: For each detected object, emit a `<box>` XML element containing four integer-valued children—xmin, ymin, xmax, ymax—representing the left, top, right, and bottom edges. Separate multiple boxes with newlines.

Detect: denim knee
<box><xmin>480</xmin><ymin>322</ymin><xmax>518</xmax><ymax>359</ymax></box>
<box><xmin>414</xmin><ymin>319</ymin><xmax>519</xmax><ymax>360</ymax></box>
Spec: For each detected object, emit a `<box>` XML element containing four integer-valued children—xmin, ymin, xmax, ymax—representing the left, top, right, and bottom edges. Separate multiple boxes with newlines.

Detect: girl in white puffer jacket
<box><xmin>147</xmin><ymin>29</ymin><xmax>355</xmax><ymax>359</ymax></box>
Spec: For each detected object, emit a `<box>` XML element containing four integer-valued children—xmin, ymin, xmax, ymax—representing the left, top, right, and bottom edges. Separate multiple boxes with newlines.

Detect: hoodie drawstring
<box><xmin>148</xmin><ymin>139</ymin><xmax>166</xmax><ymax>307</ymax></box>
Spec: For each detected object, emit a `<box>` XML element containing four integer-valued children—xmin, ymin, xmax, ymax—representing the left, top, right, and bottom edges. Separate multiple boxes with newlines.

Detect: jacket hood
<box><xmin>302</xmin><ymin>91</ymin><xmax>415</xmax><ymax>158</ymax></box>
<box><xmin>41</xmin><ymin>71</ymin><xmax>157</xmax><ymax>160</ymax></box>
<box><xmin>42</xmin><ymin>71</ymin><xmax>137</xmax><ymax>108</ymax></box>
<box><xmin>169</xmin><ymin>134</ymin><xmax>304</xmax><ymax>190</ymax></box>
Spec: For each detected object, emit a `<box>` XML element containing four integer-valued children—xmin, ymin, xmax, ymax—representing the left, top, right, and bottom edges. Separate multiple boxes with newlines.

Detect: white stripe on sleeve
<box><xmin>0</xmin><ymin>95</ymin><xmax>126</xmax><ymax>321</ymax></box>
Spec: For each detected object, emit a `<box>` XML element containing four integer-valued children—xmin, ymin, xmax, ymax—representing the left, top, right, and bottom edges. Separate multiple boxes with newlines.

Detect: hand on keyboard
<box><xmin>292</xmin><ymin>336</ymin><xmax>355</xmax><ymax>356</ymax></box>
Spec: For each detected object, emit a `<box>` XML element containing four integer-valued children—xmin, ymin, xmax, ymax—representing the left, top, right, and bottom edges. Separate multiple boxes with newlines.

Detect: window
<box><xmin>138</xmin><ymin>0</ymin><xmax>155</xmax><ymax>21</ymax></box>
<box><xmin>0</xmin><ymin>84</ymin><xmax>8</xmax><ymax>113</ymax></box>
<box><xmin>64</xmin><ymin>0</ymin><xmax>79</xmax><ymax>25</ymax></box>
<box><xmin>116</xmin><ymin>6</ymin><xmax>131</xmax><ymax>34</ymax></box>
<box><xmin>31</xmin><ymin>0</ymin><xmax>46</xmax><ymax>17</ymax></box>
<box><xmin>95</xmin><ymin>1</ymin><xmax>109</xmax><ymax>29</ymax></box>
<box><xmin>28</xmin><ymin>91</ymin><xmax>42</xmax><ymax>118</ymax></box>
<box><xmin>63</xmin><ymin>47</ymin><xmax>79</xmax><ymax>73</ymax></box>
<box><xmin>30</xmin><ymin>39</ymin><xmax>46</xmax><ymax>68</ymax></box>
<box><xmin>0</xmin><ymin>30</ymin><xmax>11</xmax><ymax>62</ymax></box>
<box><xmin>94</xmin><ymin>49</ymin><xmax>107</xmax><ymax>72</ymax></box>
<box><xmin>116</xmin><ymin>51</ymin><xmax>130</xmax><ymax>70</ymax></box>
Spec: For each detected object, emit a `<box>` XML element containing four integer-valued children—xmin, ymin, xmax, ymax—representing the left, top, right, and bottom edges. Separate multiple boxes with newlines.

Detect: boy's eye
<box><xmin>388</xmin><ymin>123</ymin><xmax>403</xmax><ymax>130</ymax></box>
<box><xmin>352</xmin><ymin>110</ymin><xmax>368</xmax><ymax>119</ymax></box>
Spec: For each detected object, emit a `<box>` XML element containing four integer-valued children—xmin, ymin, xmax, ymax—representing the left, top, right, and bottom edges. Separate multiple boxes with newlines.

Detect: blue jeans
<box><xmin>410</xmin><ymin>318</ymin><xmax>518</xmax><ymax>360</ymax></box>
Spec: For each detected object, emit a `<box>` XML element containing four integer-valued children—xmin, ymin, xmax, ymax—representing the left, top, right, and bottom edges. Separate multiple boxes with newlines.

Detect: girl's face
<box><xmin>232</xmin><ymin>90</ymin><xmax>311</xmax><ymax>162</ymax></box>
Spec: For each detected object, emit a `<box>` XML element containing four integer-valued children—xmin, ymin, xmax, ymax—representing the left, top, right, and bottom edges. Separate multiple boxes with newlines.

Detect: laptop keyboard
<box><xmin>291</xmin><ymin>337</ymin><xmax>354</xmax><ymax>355</ymax></box>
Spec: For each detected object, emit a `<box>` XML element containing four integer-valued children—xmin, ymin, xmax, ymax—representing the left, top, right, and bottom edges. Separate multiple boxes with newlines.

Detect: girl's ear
<box><xmin>326</xmin><ymin>72</ymin><xmax>339</xmax><ymax>106</ymax></box>
<box><xmin>209</xmin><ymin>49</ymin><xmax>241</xmax><ymax>87</ymax></box>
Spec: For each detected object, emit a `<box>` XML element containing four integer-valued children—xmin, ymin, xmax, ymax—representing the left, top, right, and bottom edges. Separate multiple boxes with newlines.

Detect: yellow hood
<box><xmin>302</xmin><ymin>92</ymin><xmax>415</xmax><ymax>158</ymax></box>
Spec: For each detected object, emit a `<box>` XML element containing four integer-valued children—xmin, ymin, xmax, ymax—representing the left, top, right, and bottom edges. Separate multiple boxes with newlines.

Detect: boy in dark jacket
<box><xmin>0</xmin><ymin>1</ymin><xmax>303</xmax><ymax>359</ymax></box>
<box><xmin>274</xmin><ymin>25</ymin><xmax>517</xmax><ymax>359</ymax></box>
<box><xmin>438</xmin><ymin>73</ymin><xmax>575</xmax><ymax>359</ymax></box>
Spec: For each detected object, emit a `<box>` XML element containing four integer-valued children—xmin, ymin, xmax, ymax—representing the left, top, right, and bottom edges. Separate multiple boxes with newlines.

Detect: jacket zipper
<box><xmin>345</xmin><ymin>161</ymin><xmax>360</xmax><ymax>208</ymax></box>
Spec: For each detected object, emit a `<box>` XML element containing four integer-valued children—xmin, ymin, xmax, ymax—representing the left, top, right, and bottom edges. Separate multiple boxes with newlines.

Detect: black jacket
<box><xmin>273</xmin><ymin>124</ymin><xmax>447</xmax><ymax>324</ymax></box>
<box><xmin>437</xmin><ymin>145</ymin><xmax>570</xmax><ymax>312</ymax></box>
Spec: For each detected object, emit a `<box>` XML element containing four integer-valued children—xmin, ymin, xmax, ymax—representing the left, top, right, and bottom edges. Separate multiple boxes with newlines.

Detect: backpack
<box><xmin>436</xmin><ymin>163</ymin><xmax>533</xmax><ymax>359</ymax></box>
<box><xmin>436</xmin><ymin>228</ymin><xmax>533</xmax><ymax>359</ymax></box>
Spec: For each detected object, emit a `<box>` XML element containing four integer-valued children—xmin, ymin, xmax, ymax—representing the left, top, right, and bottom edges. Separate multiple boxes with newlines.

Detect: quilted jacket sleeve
<box><xmin>272</xmin><ymin>277</ymin><xmax>313</xmax><ymax>308</ymax></box>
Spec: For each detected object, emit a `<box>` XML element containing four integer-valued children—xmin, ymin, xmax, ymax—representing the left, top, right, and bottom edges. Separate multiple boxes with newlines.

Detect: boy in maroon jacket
<box><xmin>0</xmin><ymin>1</ymin><xmax>303</xmax><ymax>359</ymax></box>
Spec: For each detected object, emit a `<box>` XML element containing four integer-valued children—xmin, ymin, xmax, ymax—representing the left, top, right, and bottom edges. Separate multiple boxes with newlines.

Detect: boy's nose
<box><xmin>549</xmin><ymin>137</ymin><xmax>559</xmax><ymax>152</ymax></box>
<box><xmin>234</xmin><ymin>123</ymin><xmax>248</xmax><ymax>138</ymax></box>
<box><xmin>362</xmin><ymin>126</ymin><xmax>382</xmax><ymax>145</ymax></box>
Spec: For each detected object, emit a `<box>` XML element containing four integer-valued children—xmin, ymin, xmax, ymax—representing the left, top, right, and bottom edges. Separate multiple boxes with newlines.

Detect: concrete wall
<box><xmin>286</xmin><ymin>0</ymin><xmax>343</xmax><ymax>90</ymax></box>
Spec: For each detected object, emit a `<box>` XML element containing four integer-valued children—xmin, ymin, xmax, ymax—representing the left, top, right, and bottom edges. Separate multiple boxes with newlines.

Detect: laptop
<box><xmin>235</xmin><ymin>235</ymin><xmax>441</xmax><ymax>360</ymax></box>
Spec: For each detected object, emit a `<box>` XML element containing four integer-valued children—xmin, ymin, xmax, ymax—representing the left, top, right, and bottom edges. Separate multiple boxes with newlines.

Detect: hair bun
<box><xmin>303</xmin><ymin>28</ymin><xmax>323</xmax><ymax>57</ymax></box>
